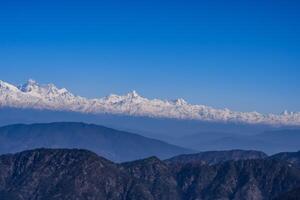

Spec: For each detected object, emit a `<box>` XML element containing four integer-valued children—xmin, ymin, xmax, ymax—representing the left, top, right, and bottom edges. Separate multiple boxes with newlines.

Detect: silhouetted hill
<box><xmin>175</xmin><ymin>159</ymin><xmax>300</xmax><ymax>200</ymax></box>
<box><xmin>0</xmin><ymin>149</ymin><xmax>129</xmax><ymax>200</ymax></box>
<box><xmin>0</xmin><ymin>122</ymin><xmax>192</xmax><ymax>162</ymax></box>
<box><xmin>274</xmin><ymin>187</ymin><xmax>300</xmax><ymax>200</ymax></box>
<box><xmin>0</xmin><ymin>148</ymin><xmax>300</xmax><ymax>200</ymax></box>
<box><xmin>166</xmin><ymin>150</ymin><xmax>268</xmax><ymax>165</ymax></box>
<box><xmin>122</xmin><ymin>156</ymin><xmax>180</xmax><ymax>200</ymax></box>
<box><xmin>270</xmin><ymin>151</ymin><xmax>300</xmax><ymax>168</ymax></box>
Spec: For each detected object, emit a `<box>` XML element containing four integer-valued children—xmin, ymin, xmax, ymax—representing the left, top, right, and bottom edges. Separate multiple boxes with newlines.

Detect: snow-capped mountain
<box><xmin>0</xmin><ymin>79</ymin><xmax>300</xmax><ymax>125</ymax></box>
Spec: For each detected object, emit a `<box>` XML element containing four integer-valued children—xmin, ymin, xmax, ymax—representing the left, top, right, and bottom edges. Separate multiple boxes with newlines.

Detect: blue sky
<box><xmin>0</xmin><ymin>0</ymin><xmax>299</xmax><ymax>113</ymax></box>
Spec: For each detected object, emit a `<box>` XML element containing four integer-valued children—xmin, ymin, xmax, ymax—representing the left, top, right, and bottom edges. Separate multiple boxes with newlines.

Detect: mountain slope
<box><xmin>1</xmin><ymin>79</ymin><xmax>300</xmax><ymax>125</ymax></box>
<box><xmin>0</xmin><ymin>122</ymin><xmax>192</xmax><ymax>162</ymax></box>
<box><xmin>0</xmin><ymin>149</ymin><xmax>129</xmax><ymax>200</ymax></box>
<box><xmin>271</xmin><ymin>151</ymin><xmax>300</xmax><ymax>168</ymax></box>
<box><xmin>274</xmin><ymin>187</ymin><xmax>300</xmax><ymax>200</ymax></box>
<box><xmin>122</xmin><ymin>157</ymin><xmax>180</xmax><ymax>200</ymax></box>
<box><xmin>166</xmin><ymin>150</ymin><xmax>268</xmax><ymax>165</ymax></box>
<box><xmin>175</xmin><ymin>159</ymin><xmax>300</xmax><ymax>200</ymax></box>
<box><xmin>1</xmin><ymin>149</ymin><xmax>300</xmax><ymax>200</ymax></box>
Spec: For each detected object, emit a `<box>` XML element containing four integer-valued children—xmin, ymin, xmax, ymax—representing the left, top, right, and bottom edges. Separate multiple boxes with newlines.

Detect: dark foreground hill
<box><xmin>270</xmin><ymin>151</ymin><xmax>300</xmax><ymax>168</ymax></box>
<box><xmin>166</xmin><ymin>149</ymin><xmax>268</xmax><ymax>165</ymax></box>
<box><xmin>0</xmin><ymin>148</ymin><xmax>300</xmax><ymax>200</ymax></box>
<box><xmin>0</xmin><ymin>122</ymin><xmax>192</xmax><ymax>162</ymax></box>
<box><xmin>274</xmin><ymin>187</ymin><xmax>300</xmax><ymax>200</ymax></box>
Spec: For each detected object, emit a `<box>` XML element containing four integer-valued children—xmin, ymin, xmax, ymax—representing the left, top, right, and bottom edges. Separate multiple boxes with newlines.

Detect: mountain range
<box><xmin>176</xmin><ymin>129</ymin><xmax>300</xmax><ymax>154</ymax></box>
<box><xmin>0</xmin><ymin>148</ymin><xmax>300</xmax><ymax>200</ymax></box>
<box><xmin>0</xmin><ymin>122</ymin><xmax>192</xmax><ymax>162</ymax></box>
<box><xmin>1</xmin><ymin>79</ymin><xmax>300</xmax><ymax>126</ymax></box>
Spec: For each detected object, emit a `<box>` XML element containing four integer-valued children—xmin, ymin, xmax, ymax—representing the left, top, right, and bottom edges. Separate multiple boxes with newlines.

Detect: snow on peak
<box><xmin>174</xmin><ymin>98</ymin><xmax>188</xmax><ymax>106</ymax></box>
<box><xmin>19</xmin><ymin>79</ymin><xmax>39</xmax><ymax>92</ymax></box>
<box><xmin>0</xmin><ymin>79</ymin><xmax>300</xmax><ymax>126</ymax></box>
<box><xmin>128</xmin><ymin>90</ymin><xmax>140</xmax><ymax>98</ymax></box>
<box><xmin>125</xmin><ymin>90</ymin><xmax>145</xmax><ymax>102</ymax></box>
<box><xmin>282</xmin><ymin>110</ymin><xmax>292</xmax><ymax>116</ymax></box>
<box><xmin>18</xmin><ymin>79</ymin><xmax>70</xmax><ymax>97</ymax></box>
<box><xmin>27</xmin><ymin>79</ymin><xmax>37</xmax><ymax>85</ymax></box>
<box><xmin>0</xmin><ymin>80</ymin><xmax>19</xmax><ymax>92</ymax></box>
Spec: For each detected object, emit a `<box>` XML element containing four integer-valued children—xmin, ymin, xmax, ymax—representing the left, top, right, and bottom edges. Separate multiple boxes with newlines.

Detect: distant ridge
<box><xmin>1</xmin><ymin>79</ymin><xmax>300</xmax><ymax>125</ymax></box>
<box><xmin>0</xmin><ymin>122</ymin><xmax>192</xmax><ymax>162</ymax></box>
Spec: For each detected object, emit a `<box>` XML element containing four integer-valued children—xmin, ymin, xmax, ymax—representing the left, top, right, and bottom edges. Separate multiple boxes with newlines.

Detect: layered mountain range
<box><xmin>0</xmin><ymin>122</ymin><xmax>192</xmax><ymax>162</ymax></box>
<box><xmin>1</xmin><ymin>79</ymin><xmax>300</xmax><ymax>126</ymax></box>
<box><xmin>0</xmin><ymin>148</ymin><xmax>300</xmax><ymax>200</ymax></box>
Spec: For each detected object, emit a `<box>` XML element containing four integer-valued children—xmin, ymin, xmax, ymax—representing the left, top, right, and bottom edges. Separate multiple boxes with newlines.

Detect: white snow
<box><xmin>0</xmin><ymin>79</ymin><xmax>299</xmax><ymax>126</ymax></box>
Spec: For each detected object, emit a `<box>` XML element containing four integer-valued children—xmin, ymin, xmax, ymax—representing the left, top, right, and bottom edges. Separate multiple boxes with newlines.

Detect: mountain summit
<box><xmin>0</xmin><ymin>79</ymin><xmax>300</xmax><ymax>125</ymax></box>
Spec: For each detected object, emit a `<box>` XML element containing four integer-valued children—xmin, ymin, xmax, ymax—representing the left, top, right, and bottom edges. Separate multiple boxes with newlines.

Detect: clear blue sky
<box><xmin>0</xmin><ymin>0</ymin><xmax>299</xmax><ymax>113</ymax></box>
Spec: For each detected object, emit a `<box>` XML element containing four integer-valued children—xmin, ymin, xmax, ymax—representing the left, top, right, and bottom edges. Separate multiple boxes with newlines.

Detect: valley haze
<box><xmin>1</xmin><ymin>79</ymin><xmax>300</xmax><ymax>155</ymax></box>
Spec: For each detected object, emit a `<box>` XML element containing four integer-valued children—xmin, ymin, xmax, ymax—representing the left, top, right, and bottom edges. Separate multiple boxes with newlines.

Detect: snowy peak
<box><xmin>18</xmin><ymin>79</ymin><xmax>71</xmax><ymax>98</ymax></box>
<box><xmin>125</xmin><ymin>90</ymin><xmax>146</xmax><ymax>102</ymax></box>
<box><xmin>174</xmin><ymin>98</ymin><xmax>188</xmax><ymax>106</ymax></box>
<box><xmin>19</xmin><ymin>79</ymin><xmax>38</xmax><ymax>92</ymax></box>
<box><xmin>18</xmin><ymin>79</ymin><xmax>44</xmax><ymax>93</ymax></box>
<box><xmin>127</xmin><ymin>90</ymin><xmax>140</xmax><ymax>99</ymax></box>
<box><xmin>0</xmin><ymin>80</ymin><xmax>19</xmax><ymax>92</ymax></box>
<box><xmin>103</xmin><ymin>90</ymin><xmax>144</xmax><ymax>104</ymax></box>
<box><xmin>0</xmin><ymin>79</ymin><xmax>300</xmax><ymax>126</ymax></box>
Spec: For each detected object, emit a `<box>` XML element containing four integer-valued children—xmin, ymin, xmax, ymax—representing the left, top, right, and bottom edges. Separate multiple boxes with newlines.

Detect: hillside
<box><xmin>0</xmin><ymin>148</ymin><xmax>300</xmax><ymax>200</ymax></box>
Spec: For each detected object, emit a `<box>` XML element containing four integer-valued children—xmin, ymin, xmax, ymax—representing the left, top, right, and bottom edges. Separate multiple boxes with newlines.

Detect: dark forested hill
<box><xmin>166</xmin><ymin>149</ymin><xmax>268</xmax><ymax>165</ymax></box>
<box><xmin>0</xmin><ymin>148</ymin><xmax>300</xmax><ymax>200</ymax></box>
<box><xmin>270</xmin><ymin>151</ymin><xmax>300</xmax><ymax>168</ymax></box>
